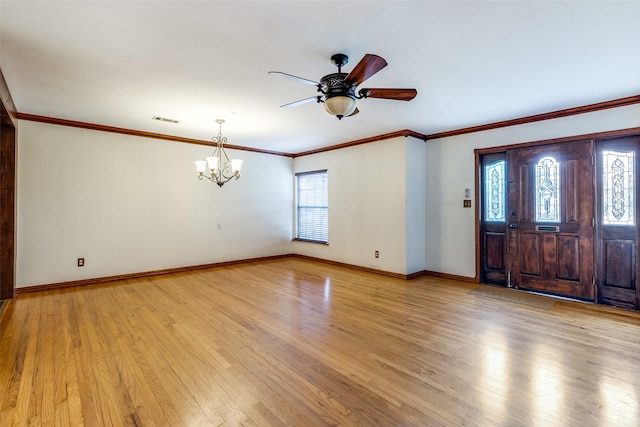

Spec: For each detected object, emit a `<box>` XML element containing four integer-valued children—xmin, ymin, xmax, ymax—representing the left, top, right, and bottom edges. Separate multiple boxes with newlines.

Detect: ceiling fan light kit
<box><xmin>324</xmin><ymin>95</ymin><xmax>357</xmax><ymax>118</ymax></box>
<box><xmin>269</xmin><ymin>52</ymin><xmax>417</xmax><ymax>120</ymax></box>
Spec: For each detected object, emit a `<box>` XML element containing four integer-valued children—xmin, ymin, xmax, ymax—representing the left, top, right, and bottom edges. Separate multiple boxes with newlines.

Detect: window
<box><xmin>483</xmin><ymin>159</ymin><xmax>506</xmax><ymax>222</ymax></box>
<box><xmin>603</xmin><ymin>150</ymin><xmax>635</xmax><ymax>226</ymax></box>
<box><xmin>295</xmin><ymin>170</ymin><xmax>328</xmax><ymax>243</ymax></box>
<box><xmin>535</xmin><ymin>156</ymin><xmax>560</xmax><ymax>223</ymax></box>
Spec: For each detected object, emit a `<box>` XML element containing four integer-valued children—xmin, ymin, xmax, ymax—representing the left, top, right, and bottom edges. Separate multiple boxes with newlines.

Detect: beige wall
<box><xmin>293</xmin><ymin>136</ymin><xmax>426</xmax><ymax>276</ymax></box>
<box><xmin>16</xmin><ymin>121</ymin><xmax>294</xmax><ymax>287</ymax></box>
<box><xmin>425</xmin><ymin>103</ymin><xmax>640</xmax><ymax>278</ymax></box>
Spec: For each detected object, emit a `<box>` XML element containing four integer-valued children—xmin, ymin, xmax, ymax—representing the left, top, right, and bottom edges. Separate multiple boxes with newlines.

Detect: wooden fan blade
<box><xmin>347</xmin><ymin>107</ymin><xmax>359</xmax><ymax>117</ymax></box>
<box><xmin>360</xmin><ymin>88</ymin><xmax>417</xmax><ymax>101</ymax></box>
<box><xmin>268</xmin><ymin>71</ymin><xmax>321</xmax><ymax>87</ymax></box>
<box><xmin>280</xmin><ymin>96</ymin><xmax>322</xmax><ymax>108</ymax></box>
<box><xmin>344</xmin><ymin>54</ymin><xmax>387</xmax><ymax>86</ymax></box>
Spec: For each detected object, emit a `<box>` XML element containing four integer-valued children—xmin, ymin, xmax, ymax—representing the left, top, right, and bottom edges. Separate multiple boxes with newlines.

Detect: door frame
<box><xmin>475</xmin><ymin>127</ymin><xmax>640</xmax><ymax>289</ymax></box>
<box><xmin>0</xmin><ymin>70</ymin><xmax>18</xmax><ymax>301</ymax></box>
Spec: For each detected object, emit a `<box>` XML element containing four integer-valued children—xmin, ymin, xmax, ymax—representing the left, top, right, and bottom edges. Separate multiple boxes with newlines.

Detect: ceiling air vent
<box><xmin>152</xmin><ymin>116</ymin><xmax>180</xmax><ymax>124</ymax></box>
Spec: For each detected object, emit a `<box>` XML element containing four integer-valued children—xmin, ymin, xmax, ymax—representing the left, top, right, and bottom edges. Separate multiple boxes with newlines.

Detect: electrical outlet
<box><xmin>77</xmin><ymin>258</ymin><xmax>85</xmax><ymax>267</ymax></box>
<box><xmin>463</xmin><ymin>199</ymin><xmax>472</xmax><ymax>208</ymax></box>
<box><xmin>375</xmin><ymin>250</ymin><xmax>379</xmax><ymax>258</ymax></box>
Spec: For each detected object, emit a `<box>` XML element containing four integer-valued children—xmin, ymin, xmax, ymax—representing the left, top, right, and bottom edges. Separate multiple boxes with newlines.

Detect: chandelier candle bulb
<box><xmin>206</xmin><ymin>156</ymin><xmax>219</xmax><ymax>172</ymax></box>
<box><xmin>195</xmin><ymin>161</ymin><xmax>207</xmax><ymax>174</ymax></box>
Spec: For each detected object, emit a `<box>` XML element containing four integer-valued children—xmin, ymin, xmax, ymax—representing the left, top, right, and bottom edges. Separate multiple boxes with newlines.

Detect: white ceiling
<box><xmin>1</xmin><ymin>1</ymin><xmax>639</xmax><ymax>154</ymax></box>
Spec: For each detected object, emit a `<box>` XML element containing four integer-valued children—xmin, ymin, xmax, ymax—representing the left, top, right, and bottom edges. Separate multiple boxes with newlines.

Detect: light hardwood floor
<box><xmin>1</xmin><ymin>258</ymin><xmax>640</xmax><ymax>426</ymax></box>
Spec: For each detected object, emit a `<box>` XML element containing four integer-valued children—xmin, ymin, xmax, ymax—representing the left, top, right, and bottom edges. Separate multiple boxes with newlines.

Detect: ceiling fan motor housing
<box><xmin>320</xmin><ymin>73</ymin><xmax>356</xmax><ymax>99</ymax></box>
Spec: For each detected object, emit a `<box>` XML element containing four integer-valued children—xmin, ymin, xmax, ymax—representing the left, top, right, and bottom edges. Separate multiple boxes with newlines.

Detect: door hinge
<box><xmin>591</xmin><ymin>154</ymin><xmax>594</xmax><ymax>165</ymax></box>
<box><xmin>592</xmin><ymin>217</ymin><xmax>596</xmax><ymax>227</ymax></box>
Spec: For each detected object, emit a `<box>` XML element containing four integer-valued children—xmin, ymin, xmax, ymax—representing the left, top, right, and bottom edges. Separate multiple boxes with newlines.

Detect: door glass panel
<box><xmin>535</xmin><ymin>156</ymin><xmax>560</xmax><ymax>223</ymax></box>
<box><xmin>484</xmin><ymin>160</ymin><xmax>506</xmax><ymax>222</ymax></box>
<box><xmin>603</xmin><ymin>150</ymin><xmax>635</xmax><ymax>226</ymax></box>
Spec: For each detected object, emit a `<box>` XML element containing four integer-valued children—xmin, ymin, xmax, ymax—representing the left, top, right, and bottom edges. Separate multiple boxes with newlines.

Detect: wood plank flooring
<box><xmin>1</xmin><ymin>258</ymin><xmax>640</xmax><ymax>426</ymax></box>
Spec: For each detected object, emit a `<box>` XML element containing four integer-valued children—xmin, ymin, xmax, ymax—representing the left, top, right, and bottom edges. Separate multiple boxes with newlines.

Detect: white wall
<box><xmin>16</xmin><ymin>120</ymin><xmax>293</xmax><ymax>287</ymax></box>
<box><xmin>293</xmin><ymin>137</ymin><xmax>425</xmax><ymax>276</ymax></box>
<box><xmin>405</xmin><ymin>137</ymin><xmax>426</xmax><ymax>274</ymax></box>
<box><xmin>425</xmin><ymin>103</ymin><xmax>640</xmax><ymax>278</ymax></box>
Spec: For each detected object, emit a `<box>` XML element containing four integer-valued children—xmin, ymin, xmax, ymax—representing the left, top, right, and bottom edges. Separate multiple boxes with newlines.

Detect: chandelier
<box><xmin>195</xmin><ymin>119</ymin><xmax>243</xmax><ymax>187</ymax></box>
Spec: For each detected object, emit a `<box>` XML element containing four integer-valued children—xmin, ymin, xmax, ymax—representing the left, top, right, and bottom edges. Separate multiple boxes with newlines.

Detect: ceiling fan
<box><xmin>269</xmin><ymin>53</ymin><xmax>417</xmax><ymax>120</ymax></box>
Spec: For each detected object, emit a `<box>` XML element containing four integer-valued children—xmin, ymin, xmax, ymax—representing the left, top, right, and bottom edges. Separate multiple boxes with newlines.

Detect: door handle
<box><xmin>509</xmin><ymin>223</ymin><xmax>518</xmax><ymax>229</ymax></box>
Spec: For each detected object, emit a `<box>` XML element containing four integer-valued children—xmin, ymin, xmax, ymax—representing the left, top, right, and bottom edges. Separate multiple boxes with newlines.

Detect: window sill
<box><xmin>293</xmin><ymin>238</ymin><xmax>329</xmax><ymax>245</ymax></box>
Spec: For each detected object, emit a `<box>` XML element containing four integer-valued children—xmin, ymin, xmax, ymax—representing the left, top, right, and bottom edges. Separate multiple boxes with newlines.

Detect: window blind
<box><xmin>296</xmin><ymin>170</ymin><xmax>328</xmax><ymax>243</ymax></box>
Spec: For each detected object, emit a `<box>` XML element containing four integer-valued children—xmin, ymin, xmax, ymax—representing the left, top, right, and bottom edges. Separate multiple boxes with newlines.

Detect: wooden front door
<box><xmin>595</xmin><ymin>136</ymin><xmax>640</xmax><ymax>310</ymax></box>
<box><xmin>506</xmin><ymin>139</ymin><xmax>595</xmax><ymax>299</ymax></box>
<box><xmin>480</xmin><ymin>140</ymin><xmax>596</xmax><ymax>300</ymax></box>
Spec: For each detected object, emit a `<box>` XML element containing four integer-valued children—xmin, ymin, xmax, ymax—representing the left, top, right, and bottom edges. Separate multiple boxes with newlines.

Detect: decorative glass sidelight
<box><xmin>603</xmin><ymin>150</ymin><xmax>635</xmax><ymax>226</ymax></box>
<box><xmin>484</xmin><ymin>160</ymin><xmax>506</xmax><ymax>222</ymax></box>
<box><xmin>535</xmin><ymin>156</ymin><xmax>560</xmax><ymax>222</ymax></box>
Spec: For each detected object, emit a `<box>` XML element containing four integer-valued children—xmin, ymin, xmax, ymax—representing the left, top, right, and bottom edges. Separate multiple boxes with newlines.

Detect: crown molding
<box><xmin>425</xmin><ymin>94</ymin><xmax>640</xmax><ymax>141</ymax></box>
<box><xmin>293</xmin><ymin>129</ymin><xmax>427</xmax><ymax>157</ymax></box>
<box><xmin>15</xmin><ymin>113</ymin><xmax>295</xmax><ymax>157</ymax></box>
